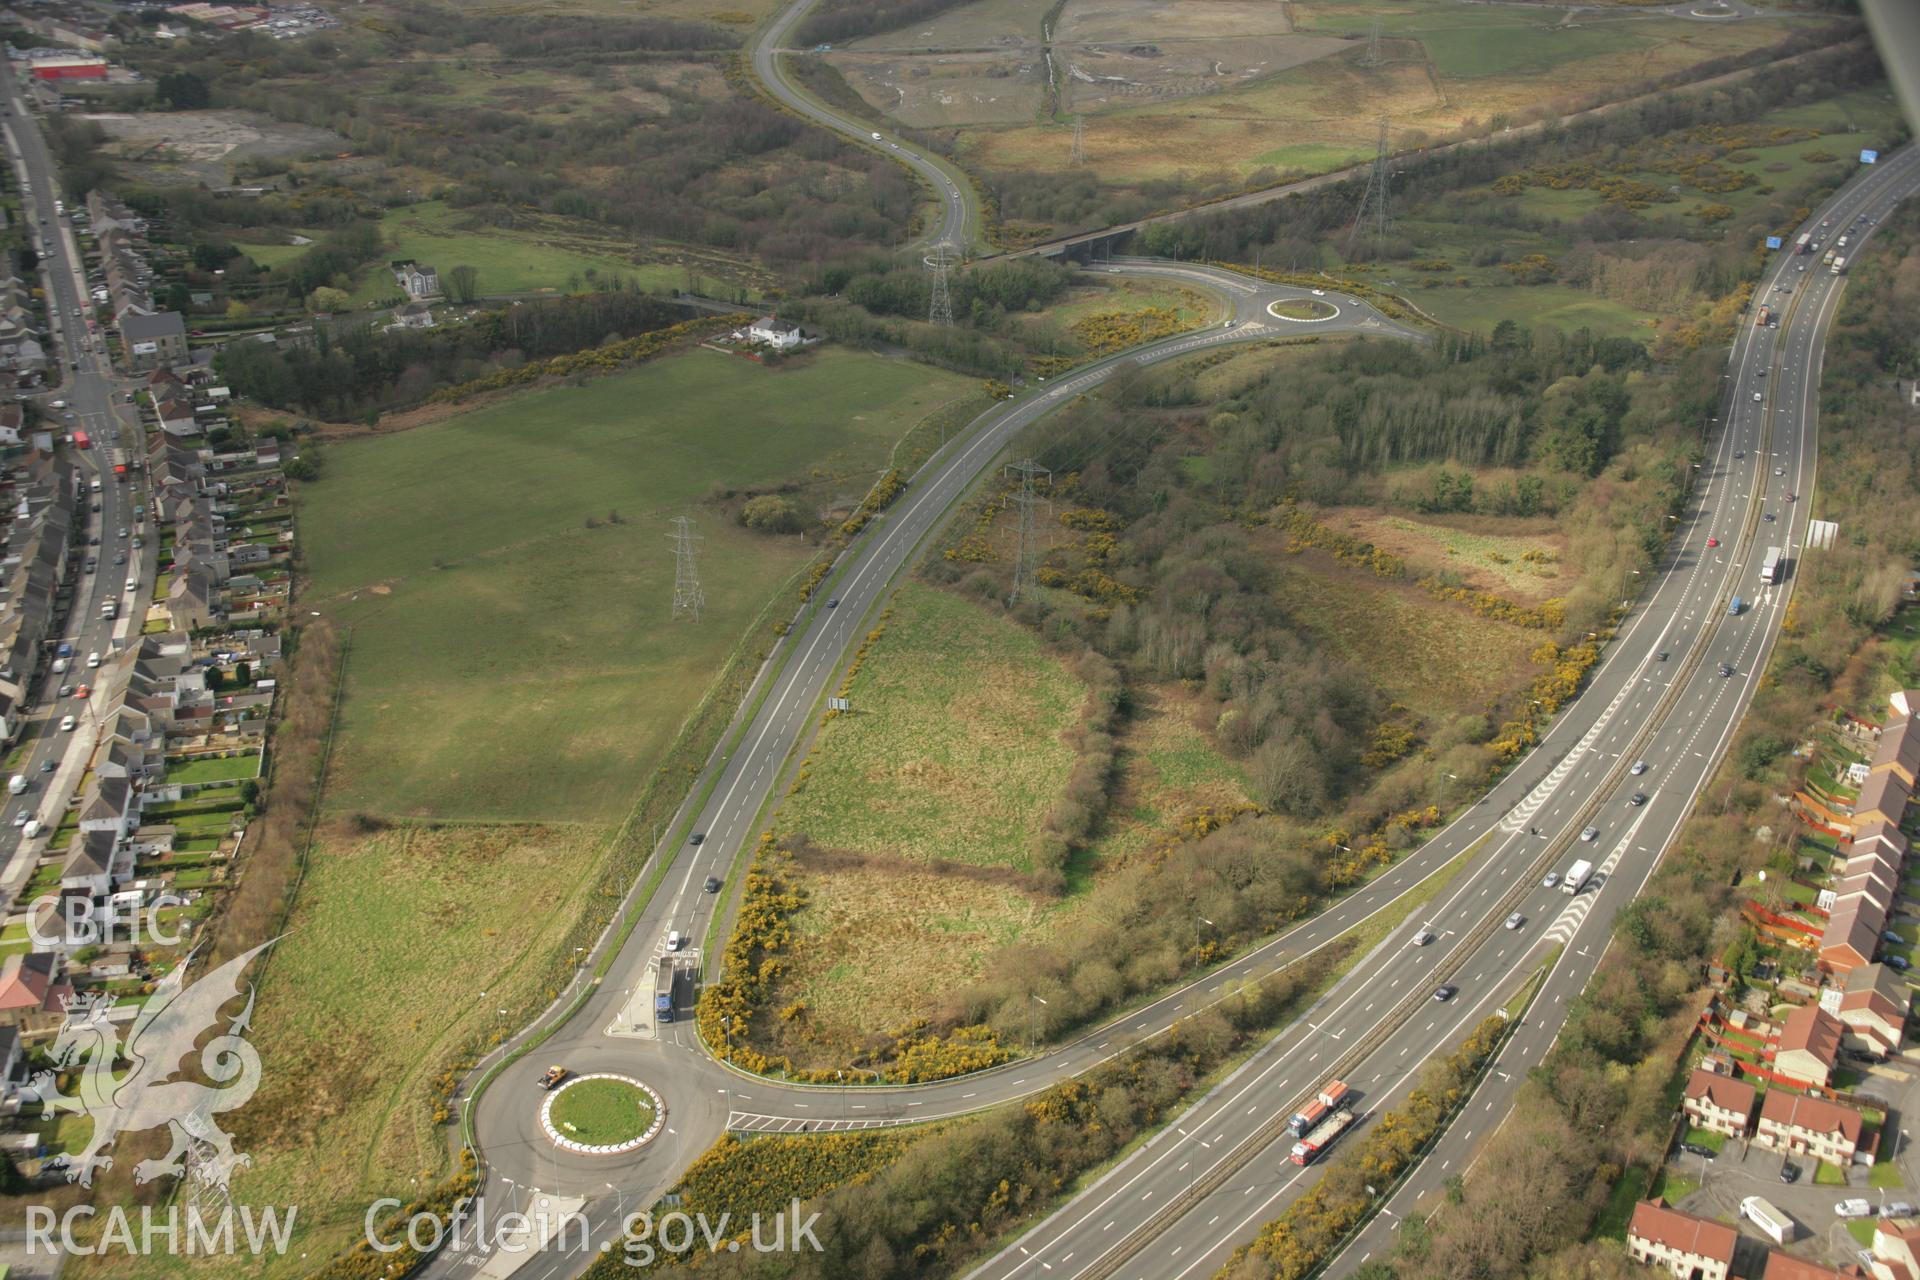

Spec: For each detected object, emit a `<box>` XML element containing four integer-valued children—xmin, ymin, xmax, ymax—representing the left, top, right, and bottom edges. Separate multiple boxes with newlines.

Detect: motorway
<box><xmin>953</xmin><ymin>147</ymin><xmax>1920</xmax><ymax>1280</ymax></box>
<box><xmin>1320</xmin><ymin>149</ymin><xmax>1920</xmax><ymax>1280</ymax></box>
<box><xmin>0</xmin><ymin>63</ymin><xmax>152</xmax><ymax>908</ymax></box>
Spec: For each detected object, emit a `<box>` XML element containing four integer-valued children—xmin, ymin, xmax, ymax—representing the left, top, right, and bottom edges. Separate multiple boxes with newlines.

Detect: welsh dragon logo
<box><xmin>33</xmin><ymin>940</ymin><xmax>274</xmax><ymax>1191</ymax></box>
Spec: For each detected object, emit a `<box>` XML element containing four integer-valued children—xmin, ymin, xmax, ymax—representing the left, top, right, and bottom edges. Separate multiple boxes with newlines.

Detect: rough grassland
<box><xmin>305</xmin><ymin>348</ymin><xmax>976</xmax><ymax>822</ymax></box>
<box><xmin>766</xmin><ymin>592</ymin><xmax>1252</xmax><ymax>1052</ymax></box>
<box><xmin>951</xmin><ymin>3</ymin><xmax>1806</xmax><ymax>188</ymax></box>
<box><xmin>99</xmin><ymin>825</ymin><xmax>609</xmax><ymax>1280</ymax></box>
<box><xmin>1270</xmin><ymin>553</ymin><xmax>1540</xmax><ymax>724</ymax></box>
<box><xmin>780</xmin><ymin>580</ymin><xmax>1086</xmax><ymax>872</ymax></box>
<box><xmin>1022</xmin><ymin>278</ymin><xmax>1221</xmax><ymax>350</ymax></box>
<box><xmin>346</xmin><ymin>200</ymin><xmax>739</xmax><ymax>304</ymax></box>
<box><xmin>1331</xmin><ymin>510</ymin><xmax>1569</xmax><ymax>602</ymax></box>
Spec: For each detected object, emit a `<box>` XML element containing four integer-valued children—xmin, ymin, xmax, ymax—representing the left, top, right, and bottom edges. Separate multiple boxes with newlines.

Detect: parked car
<box><xmin>1881</xmin><ymin>1203</ymin><xmax>1916</xmax><ymax>1220</ymax></box>
<box><xmin>1679</xmin><ymin>1143</ymin><xmax>1715</xmax><ymax>1160</ymax></box>
<box><xmin>1836</xmin><ymin>1200</ymin><xmax>1873</xmax><ymax>1219</ymax></box>
<box><xmin>1779</xmin><ymin>1161</ymin><xmax>1800</xmax><ymax>1184</ymax></box>
<box><xmin>1888</xmin><ymin>955</ymin><xmax>1911</xmax><ymax>972</ymax></box>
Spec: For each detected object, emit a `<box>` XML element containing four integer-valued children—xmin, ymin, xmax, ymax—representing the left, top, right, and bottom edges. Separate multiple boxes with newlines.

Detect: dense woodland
<box><xmin>124</xmin><ymin>5</ymin><xmax>918</xmax><ymax>264</ymax></box>
<box><xmin>214</xmin><ymin>289</ymin><xmax>691</xmax><ymax>418</ymax></box>
<box><xmin>794</xmin><ymin>0</ymin><xmax>976</xmax><ymax>46</ymax></box>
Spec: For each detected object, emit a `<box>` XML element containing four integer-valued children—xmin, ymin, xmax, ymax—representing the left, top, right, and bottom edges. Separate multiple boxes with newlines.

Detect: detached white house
<box><xmin>747</xmin><ymin>315</ymin><xmax>802</xmax><ymax>350</ymax></box>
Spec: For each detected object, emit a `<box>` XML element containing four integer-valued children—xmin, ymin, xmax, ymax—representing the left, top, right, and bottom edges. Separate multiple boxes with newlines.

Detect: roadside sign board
<box><xmin>1861</xmin><ymin>149</ymin><xmax>1879</xmax><ymax>164</ymax></box>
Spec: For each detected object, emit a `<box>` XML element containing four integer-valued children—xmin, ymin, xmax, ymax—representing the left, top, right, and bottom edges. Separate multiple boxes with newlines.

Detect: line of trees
<box><xmin>214</xmin><ymin>288</ymin><xmax>691</xmax><ymax>418</ymax></box>
<box><xmin>795</xmin><ymin>0</ymin><xmax>976</xmax><ymax>46</ymax></box>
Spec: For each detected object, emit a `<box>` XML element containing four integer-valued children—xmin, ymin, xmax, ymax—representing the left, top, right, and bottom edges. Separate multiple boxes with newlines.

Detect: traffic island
<box><xmin>1267</xmin><ymin>297</ymin><xmax>1340</xmax><ymax>322</ymax></box>
<box><xmin>541</xmin><ymin>1074</ymin><xmax>665</xmax><ymax>1155</ymax></box>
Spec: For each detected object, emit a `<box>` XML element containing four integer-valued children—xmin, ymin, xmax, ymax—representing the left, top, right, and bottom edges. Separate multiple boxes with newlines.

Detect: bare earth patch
<box><xmin>1326</xmin><ymin>508</ymin><xmax>1571</xmax><ymax>603</ymax></box>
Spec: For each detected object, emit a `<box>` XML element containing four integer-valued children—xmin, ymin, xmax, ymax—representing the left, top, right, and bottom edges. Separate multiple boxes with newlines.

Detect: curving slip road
<box><xmin>751</xmin><ymin>0</ymin><xmax>978</xmax><ymax>252</ymax></box>
<box><xmin>428</xmin><ymin>272</ymin><xmax>1420</xmax><ymax>1280</ymax></box>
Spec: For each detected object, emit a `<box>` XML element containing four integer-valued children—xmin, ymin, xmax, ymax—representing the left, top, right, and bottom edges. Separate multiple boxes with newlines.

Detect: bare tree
<box><xmin>446</xmin><ymin>264</ymin><xmax>480</xmax><ymax>304</ymax></box>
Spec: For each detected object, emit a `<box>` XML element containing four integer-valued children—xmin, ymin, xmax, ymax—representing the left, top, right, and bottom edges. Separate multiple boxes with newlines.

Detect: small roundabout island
<box><xmin>541</xmin><ymin>1073</ymin><xmax>665</xmax><ymax>1156</ymax></box>
<box><xmin>1267</xmin><ymin>296</ymin><xmax>1341</xmax><ymax>322</ymax></box>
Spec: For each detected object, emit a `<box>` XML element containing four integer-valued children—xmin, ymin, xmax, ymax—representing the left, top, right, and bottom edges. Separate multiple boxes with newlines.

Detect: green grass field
<box><xmin>548</xmin><ymin>1077</ymin><xmax>656</xmax><ymax>1145</ymax></box>
<box><xmin>779</xmin><ymin>580</ymin><xmax>1087</xmax><ymax>872</ymax></box>
<box><xmin>166</xmin><ymin>754</ymin><xmax>263</xmax><ymax>784</ymax></box>
<box><xmin>340</xmin><ymin>202</ymin><xmax>738</xmax><ymax>306</ymax></box>
<box><xmin>153</xmin><ymin>823</ymin><xmax>612</xmax><ymax>1280</ymax></box>
<box><xmin>1402</xmin><ymin>282</ymin><xmax>1655</xmax><ymax>340</ymax></box>
<box><xmin>305</xmin><ymin>347</ymin><xmax>977</xmax><ymax>823</ymax></box>
<box><xmin>758</xmin><ymin>582</ymin><xmax>1259</xmax><ymax>1056</ymax></box>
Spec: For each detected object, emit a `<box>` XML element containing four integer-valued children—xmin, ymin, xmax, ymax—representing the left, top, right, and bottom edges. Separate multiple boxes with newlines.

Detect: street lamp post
<box><xmin>1030</xmin><ymin>994</ymin><xmax>1048</xmax><ymax>1051</ymax></box>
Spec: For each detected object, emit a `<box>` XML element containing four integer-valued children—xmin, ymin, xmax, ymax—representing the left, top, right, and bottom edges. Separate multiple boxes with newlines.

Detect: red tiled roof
<box><xmin>1630</xmin><ymin>1200</ymin><xmax>1737</xmax><ymax>1262</ymax></box>
<box><xmin>1683</xmin><ymin>1068</ymin><xmax>1756</xmax><ymax>1118</ymax></box>
<box><xmin>1764</xmin><ymin>1251</ymin><xmax>1861</xmax><ymax>1280</ymax></box>
<box><xmin>1779</xmin><ymin>1005</ymin><xmax>1845</xmax><ymax>1063</ymax></box>
<box><xmin>1758</xmin><ymin>1090</ymin><xmax>1864</xmax><ymax>1145</ymax></box>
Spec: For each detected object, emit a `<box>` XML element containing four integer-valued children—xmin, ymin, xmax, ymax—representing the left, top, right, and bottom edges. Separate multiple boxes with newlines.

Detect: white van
<box><xmin>22</xmin><ymin>818</ymin><xmax>42</xmax><ymax>839</ymax></box>
<box><xmin>89</xmin><ymin>478</ymin><xmax>101</xmax><ymax>493</ymax></box>
<box><xmin>7</xmin><ymin>775</ymin><xmax>24</xmax><ymax>795</ymax></box>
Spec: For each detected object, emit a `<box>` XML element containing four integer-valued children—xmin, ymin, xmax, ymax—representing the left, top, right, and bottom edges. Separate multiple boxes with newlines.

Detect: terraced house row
<box><xmin>1820</xmin><ymin>692</ymin><xmax>1920</xmax><ymax>976</ymax></box>
<box><xmin>0</xmin><ymin>447</ymin><xmax>77</xmax><ymax>743</ymax></box>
